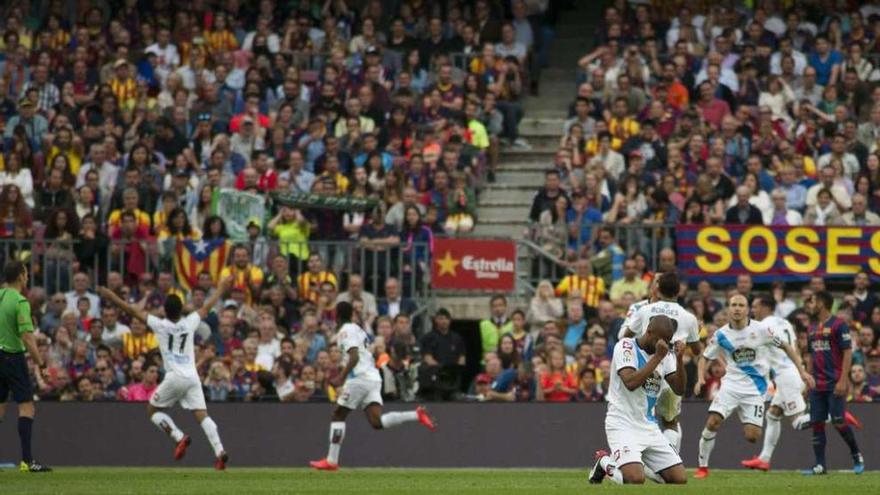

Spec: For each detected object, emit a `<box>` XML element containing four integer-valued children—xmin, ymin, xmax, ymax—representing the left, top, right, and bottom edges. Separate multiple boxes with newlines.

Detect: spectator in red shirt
<box><xmin>122</xmin><ymin>363</ymin><xmax>160</xmax><ymax>401</ymax></box>
<box><xmin>540</xmin><ymin>349</ymin><xmax>578</xmax><ymax>402</ymax></box>
<box><xmin>696</xmin><ymin>80</ymin><xmax>731</xmax><ymax>130</ymax></box>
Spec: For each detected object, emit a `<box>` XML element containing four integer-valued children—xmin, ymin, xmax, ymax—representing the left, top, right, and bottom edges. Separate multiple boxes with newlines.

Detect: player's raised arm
<box><xmin>97</xmin><ymin>286</ymin><xmax>147</xmax><ymax>324</ymax></box>
<box><xmin>197</xmin><ymin>275</ymin><xmax>234</xmax><ymax>320</ymax></box>
<box><xmin>618</xmin><ymin>340</ymin><xmax>668</xmax><ymax>391</ymax></box>
<box><xmin>694</xmin><ymin>336</ymin><xmax>718</xmax><ymax>397</ymax></box>
<box><xmin>665</xmin><ymin>342</ymin><xmax>686</xmax><ymax>396</ymax></box>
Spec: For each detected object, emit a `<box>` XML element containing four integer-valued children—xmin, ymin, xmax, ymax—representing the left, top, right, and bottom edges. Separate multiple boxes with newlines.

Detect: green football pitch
<box><xmin>1</xmin><ymin>467</ymin><xmax>878</xmax><ymax>494</ymax></box>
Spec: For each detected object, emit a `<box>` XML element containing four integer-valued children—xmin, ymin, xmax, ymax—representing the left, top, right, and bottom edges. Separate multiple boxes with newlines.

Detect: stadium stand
<box><xmin>0</xmin><ymin>0</ymin><xmax>877</xmax><ymax>407</ymax></box>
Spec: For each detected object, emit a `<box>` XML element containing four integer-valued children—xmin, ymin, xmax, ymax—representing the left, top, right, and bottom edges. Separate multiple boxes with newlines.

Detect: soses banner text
<box><xmin>676</xmin><ymin>225</ymin><xmax>880</xmax><ymax>283</ymax></box>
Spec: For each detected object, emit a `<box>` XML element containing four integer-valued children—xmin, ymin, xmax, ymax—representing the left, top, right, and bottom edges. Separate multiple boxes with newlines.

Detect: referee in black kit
<box><xmin>0</xmin><ymin>261</ymin><xmax>51</xmax><ymax>472</ymax></box>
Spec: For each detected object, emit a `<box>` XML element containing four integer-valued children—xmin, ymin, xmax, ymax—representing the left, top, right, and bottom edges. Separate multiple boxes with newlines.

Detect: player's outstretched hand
<box><xmin>693</xmin><ymin>380</ymin><xmax>704</xmax><ymax>397</ymax></box>
<box><xmin>655</xmin><ymin>339</ymin><xmax>669</xmax><ymax>359</ymax></box>
<box><xmin>96</xmin><ymin>286</ymin><xmax>112</xmax><ymax>299</ymax></box>
<box><xmin>673</xmin><ymin>341</ymin><xmax>685</xmax><ymax>358</ymax></box>
<box><xmin>803</xmin><ymin>373</ymin><xmax>816</xmax><ymax>390</ymax></box>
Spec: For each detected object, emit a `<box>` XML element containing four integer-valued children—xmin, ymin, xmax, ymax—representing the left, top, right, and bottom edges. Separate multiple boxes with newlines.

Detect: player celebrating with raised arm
<box><xmin>801</xmin><ymin>291</ymin><xmax>865</xmax><ymax>476</ymax></box>
<box><xmin>97</xmin><ymin>276</ymin><xmax>232</xmax><ymax>470</ymax></box>
<box><xmin>694</xmin><ymin>294</ymin><xmax>814</xmax><ymax>479</ymax></box>
<box><xmin>0</xmin><ymin>261</ymin><xmax>51</xmax><ymax>472</ymax></box>
<box><xmin>310</xmin><ymin>302</ymin><xmax>436</xmax><ymax>471</ymax></box>
<box><xmin>589</xmin><ymin>314</ymin><xmax>687</xmax><ymax>485</ymax></box>
<box><xmin>620</xmin><ymin>272</ymin><xmax>700</xmax><ymax>454</ymax></box>
<box><xmin>741</xmin><ymin>294</ymin><xmax>812</xmax><ymax>471</ymax></box>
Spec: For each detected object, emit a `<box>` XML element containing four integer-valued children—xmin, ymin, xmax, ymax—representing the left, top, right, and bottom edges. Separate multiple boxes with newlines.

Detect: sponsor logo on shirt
<box><xmin>732</xmin><ymin>347</ymin><xmax>757</xmax><ymax>364</ymax></box>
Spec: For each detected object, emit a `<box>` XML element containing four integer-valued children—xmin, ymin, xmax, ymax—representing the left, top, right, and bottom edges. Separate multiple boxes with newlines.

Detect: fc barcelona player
<box><xmin>802</xmin><ymin>291</ymin><xmax>865</xmax><ymax>475</ymax></box>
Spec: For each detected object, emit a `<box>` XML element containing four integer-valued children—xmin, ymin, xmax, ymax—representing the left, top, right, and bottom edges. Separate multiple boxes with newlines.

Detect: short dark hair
<box><xmin>490</xmin><ymin>294</ymin><xmax>507</xmax><ymax>305</ymax></box>
<box><xmin>3</xmin><ymin>261</ymin><xmax>26</xmax><ymax>284</ymax></box>
<box><xmin>336</xmin><ymin>301</ymin><xmax>353</xmax><ymax>322</ymax></box>
<box><xmin>164</xmin><ymin>294</ymin><xmax>183</xmax><ymax>321</ymax></box>
<box><xmin>657</xmin><ymin>272</ymin><xmax>680</xmax><ymax>299</ymax></box>
<box><xmin>754</xmin><ymin>294</ymin><xmax>776</xmax><ymax>311</ymax></box>
<box><xmin>815</xmin><ymin>290</ymin><xmax>834</xmax><ymax>311</ymax></box>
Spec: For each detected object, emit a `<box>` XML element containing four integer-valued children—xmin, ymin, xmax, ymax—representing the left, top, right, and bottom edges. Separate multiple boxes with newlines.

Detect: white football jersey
<box><xmin>606</xmin><ymin>337</ymin><xmax>677</xmax><ymax>431</ymax></box>
<box><xmin>704</xmin><ymin>319</ymin><xmax>780</xmax><ymax>396</ymax></box>
<box><xmin>338</xmin><ymin>322</ymin><xmax>381</xmax><ymax>382</ymax></box>
<box><xmin>760</xmin><ymin>315</ymin><xmax>796</xmax><ymax>373</ymax></box>
<box><xmin>627</xmin><ymin>300</ymin><xmax>700</xmax><ymax>344</ymax></box>
<box><xmin>618</xmin><ymin>299</ymin><xmax>651</xmax><ymax>340</ymax></box>
<box><xmin>147</xmin><ymin>313</ymin><xmax>201</xmax><ymax>379</ymax></box>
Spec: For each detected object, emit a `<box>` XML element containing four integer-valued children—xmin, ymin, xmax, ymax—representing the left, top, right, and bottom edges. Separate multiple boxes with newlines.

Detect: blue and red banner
<box><xmin>676</xmin><ymin>225</ymin><xmax>880</xmax><ymax>283</ymax></box>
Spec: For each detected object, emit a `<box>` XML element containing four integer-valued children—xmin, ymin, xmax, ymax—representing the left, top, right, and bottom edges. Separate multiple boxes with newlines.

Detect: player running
<box><xmin>619</xmin><ymin>272</ymin><xmax>700</xmax><ymax>453</ymax></box>
<box><xmin>0</xmin><ymin>261</ymin><xmax>51</xmax><ymax>472</ymax></box>
<box><xmin>310</xmin><ymin>302</ymin><xmax>436</xmax><ymax>471</ymax></box>
<box><xmin>741</xmin><ymin>294</ymin><xmax>811</xmax><ymax>471</ymax></box>
<box><xmin>97</xmin><ymin>277</ymin><xmax>232</xmax><ymax>470</ymax></box>
<box><xmin>694</xmin><ymin>294</ymin><xmax>814</xmax><ymax>479</ymax></box>
<box><xmin>589</xmin><ymin>314</ymin><xmax>687</xmax><ymax>485</ymax></box>
<box><xmin>801</xmin><ymin>291</ymin><xmax>865</xmax><ymax>476</ymax></box>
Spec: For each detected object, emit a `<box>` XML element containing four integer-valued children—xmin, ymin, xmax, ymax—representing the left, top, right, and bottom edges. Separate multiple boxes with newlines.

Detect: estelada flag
<box><xmin>174</xmin><ymin>238</ymin><xmax>231</xmax><ymax>291</ymax></box>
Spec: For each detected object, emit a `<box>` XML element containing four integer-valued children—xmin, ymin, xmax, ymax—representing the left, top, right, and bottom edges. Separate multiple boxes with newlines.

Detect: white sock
<box><xmin>151</xmin><ymin>412</ymin><xmax>184</xmax><ymax>443</ymax></box>
<box><xmin>675</xmin><ymin>424</ymin><xmax>682</xmax><ymax>452</ymax></box>
<box><xmin>663</xmin><ymin>426</ymin><xmax>681</xmax><ymax>454</ymax></box>
<box><xmin>698</xmin><ymin>428</ymin><xmax>716</xmax><ymax>468</ymax></box>
<box><xmin>327</xmin><ymin>421</ymin><xmax>346</xmax><ymax>464</ymax></box>
<box><xmin>199</xmin><ymin>417</ymin><xmax>225</xmax><ymax>457</ymax></box>
<box><xmin>644</xmin><ymin>467</ymin><xmax>665</xmax><ymax>484</ymax></box>
<box><xmin>759</xmin><ymin>413</ymin><xmax>781</xmax><ymax>462</ymax></box>
<box><xmin>599</xmin><ymin>456</ymin><xmax>624</xmax><ymax>484</ymax></box>
<box><xmin>380</xmin><ymin>411</ymin><xmax>419</xmax><ymax>429</ymax></box>
<box><xmin>792</xmin><ymin>413</ymin><xmax>811</xmax><ymax>431</ymax></box>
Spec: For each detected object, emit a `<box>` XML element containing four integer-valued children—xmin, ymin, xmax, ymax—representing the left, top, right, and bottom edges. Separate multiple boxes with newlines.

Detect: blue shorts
<box><xmin>809</xmin><ymin>390</ymin><xmax>846</xmax><ymax>425</ymax></box>
<box><xmin>0</xmin><ymin>350</ymin><xmax>33</xmax><ymax>403</ymax></box>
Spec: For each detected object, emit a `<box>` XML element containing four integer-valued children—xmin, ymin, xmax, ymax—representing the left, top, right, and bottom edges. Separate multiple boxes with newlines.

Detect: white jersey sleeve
<box><xmin>146</xmin><ymin>314</ymin><xmax>166</xmax><ymax>337</ymax></box>
<box><xmin>676</xmin><ymin>311</ymin><xmax>701</xmax><ymax>344</ymax></box>
<box><xmin>618</xmin><ymin>299</ymin><xmax>649</xmax><ymax>340</ymax></box>
<box><xmin>339</xmin><ymin>323</ymin><xmax>381</xmax><ymax>383</ymax></box>
<box><xmin>703</xmin><ymin>333</ymin><xmax>721</xmax><ymax>360</ymax></box>
<box><xmin>612</xmin><ymin>338</ymin><xmax>639</xmax><ymax>372</ymax></box>
<box><xmin>660</xmin><ymin>351</ymin><xmax>677</xmax><ymax>377</ymax></box>
<box><xmin>626</xmin><ymin>303</ymin><xmax>649</xmax><ymax>338</ymax></box>
<box><xmin>762</xmin><ymin>316</ymin><xmax>796</xmax><ymax>372</ymax></box>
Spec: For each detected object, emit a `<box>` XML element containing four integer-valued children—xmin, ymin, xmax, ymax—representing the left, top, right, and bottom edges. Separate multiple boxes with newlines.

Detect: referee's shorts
<box><xmin>0</xmin><ymin>350</ymin><xmax>33</xmax><ymax>403</ymax></box>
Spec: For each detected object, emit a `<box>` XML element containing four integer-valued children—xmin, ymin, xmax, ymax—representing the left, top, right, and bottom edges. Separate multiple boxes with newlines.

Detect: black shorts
<box><xmin>0</xmin><ymin>350</ymin><xmax>33</xmax><ymax>403</ymax></box>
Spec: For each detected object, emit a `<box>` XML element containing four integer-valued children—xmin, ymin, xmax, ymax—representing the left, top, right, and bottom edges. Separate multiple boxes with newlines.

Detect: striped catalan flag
<box><xmin>174</xmin><ymin>238</ymin><xmax>231</xmax><ymax>291</ymax></box>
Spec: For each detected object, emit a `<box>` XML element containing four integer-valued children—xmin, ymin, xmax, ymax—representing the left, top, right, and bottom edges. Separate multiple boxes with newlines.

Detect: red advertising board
<box><xmin>431</xmin><ymin>238</ymin><xmax>516</xmax><ymax>291</ymax></box>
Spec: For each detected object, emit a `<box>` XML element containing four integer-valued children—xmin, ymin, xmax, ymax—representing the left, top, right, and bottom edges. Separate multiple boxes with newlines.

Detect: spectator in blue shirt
<box><xmin>297</xmin><ymin>120</ymin><xmax>327</xmax><ymax>173</ymax></box>
<box><xmin>779</xmin><ymin>164</ymin><xmax>808</xmax><ymax>212</ymax></box>
<box><xmin>566</xmin><ymin>192</ymin><xmax>603</xmax><ymax>255</ymax></box>
<box><xmin>474</xmin><ymin>355</ymin><xmax>518</xmax><ymax>401</ymax></box>
<box><xmin>808</xmin><ymin>35</ymin><xmax>843</xmax><ymax>87</ymax></box>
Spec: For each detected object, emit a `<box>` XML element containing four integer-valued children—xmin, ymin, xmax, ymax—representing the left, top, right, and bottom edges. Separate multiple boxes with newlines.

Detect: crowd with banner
<box><xmin>0</xmin><ymin>0</ymin><xmax>563</xmax><ymax>404</ymax></box>
<box><xmin>503</xmin><ymin>2</ymin><xmax>880</xmax><ymax>405</ymax></box>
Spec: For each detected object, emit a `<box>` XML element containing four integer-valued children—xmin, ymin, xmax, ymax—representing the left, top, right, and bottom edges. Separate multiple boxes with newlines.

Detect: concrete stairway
<box><xmin>473</xmin><ymin>2</ymin><xmax>598</xmax><ymax>240</ymax></box>
<box><xmin>435</xmin><ymin>3</ymin><xmax>600</xmax><ymax>319</ymax></box>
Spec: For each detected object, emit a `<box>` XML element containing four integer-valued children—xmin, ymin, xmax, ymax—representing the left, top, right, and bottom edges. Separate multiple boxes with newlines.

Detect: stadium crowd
<box><xmin>0</xmin><ymin>0</ymin><xmax>560</xmax><ymax>403</ymax></box>
<box><xmin>493</xmin><ymin>0</ymin><xmax>880</xmax><ymax>404</ymax></box>
<box><xmin>2</xmin><ymin>1</ymin><xmax>880</xmax><ymax>406</ymax></box>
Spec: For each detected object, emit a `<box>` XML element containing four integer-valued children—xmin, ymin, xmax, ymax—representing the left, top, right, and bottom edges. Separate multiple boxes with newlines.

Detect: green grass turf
<box><xmin>1</xmin><ymin>467</ymin><xmax>878</xmax><ymax>494</ymax></box>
